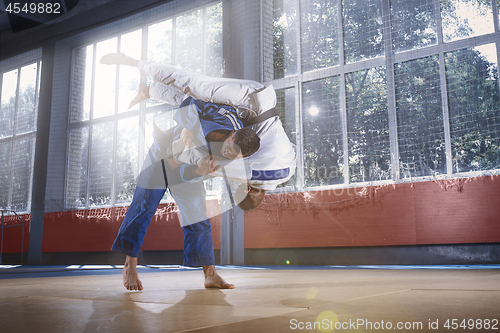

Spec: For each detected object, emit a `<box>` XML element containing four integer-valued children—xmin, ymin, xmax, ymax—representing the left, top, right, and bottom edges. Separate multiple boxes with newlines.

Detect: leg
<box><xmin>137</xmin><ymin>60</ymin><xmax>264</xmax><ymax>112</ymax></box>
<box><xmin>169</xmin><ymin>176</ymin><xmax>235</xmax><ymax>289</ymax></box>
<box><xmin>128</xmin><ymin>83</ymin><xmax>150</xmax><ymax>109</ymax></box>
<box><xmin>100</xmin><ymin>52</ymin><xmax>273</xmax><ymax>113</ymax></box>
<box><xmin>182</xmin><ymin>220</ymin><xmax>235</xmax><ymax>289</ymax></box>
<box><xmin>112</xmin><ymin>144</ymin><xmax>168</xmax><ymax>291</ymax></box>
<box><xmin>112</xmin><ymin>185</ymin><xmax>165</xmax><ymax>291</ymax></box>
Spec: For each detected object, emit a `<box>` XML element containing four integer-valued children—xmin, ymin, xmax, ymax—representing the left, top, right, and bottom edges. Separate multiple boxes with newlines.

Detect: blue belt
<box><xmin>251</xmin><ymin>168</ymin><xmax>290</xmax><ymax>181</ymax></box>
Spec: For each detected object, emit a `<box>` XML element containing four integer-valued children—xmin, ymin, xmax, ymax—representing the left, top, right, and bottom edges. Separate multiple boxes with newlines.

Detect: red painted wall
<box><xmin>0</xmin><ymin>213</ymin><xmax>30</xmax><ymax>254</ymax></box>
<box><xmin>245</xmin><ymin>176</ymin><xmax>500</xmax><ymax>248</ymax></box>
<box><xmin>1</xmin><ymin>176</ymin><xmax>499</xmax><ymax>254</ymax></box>
<box><xmin>41</xmin><ymin>201</ymin><xmax>222</xmax><ymax>253</ymax></box>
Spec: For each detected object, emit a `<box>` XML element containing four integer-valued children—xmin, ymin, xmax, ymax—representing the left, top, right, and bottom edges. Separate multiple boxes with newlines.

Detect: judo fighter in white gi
<box><xmin>100</xmin><ymin>53</ymin><xmax>296</xmax><ymax>291</ymax></box>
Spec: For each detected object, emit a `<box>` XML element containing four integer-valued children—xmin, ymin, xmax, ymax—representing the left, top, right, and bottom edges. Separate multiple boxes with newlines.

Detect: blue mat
<box><xmin>1</xmin><ymin>264</ymin><xmax>499</xmax><ymax>280</ymax></box>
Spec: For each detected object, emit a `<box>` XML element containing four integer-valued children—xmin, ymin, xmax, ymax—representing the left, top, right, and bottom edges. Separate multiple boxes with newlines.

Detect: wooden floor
<box><xmin>1</xmin><ymin>265</ymin><xmax>499</xmax><ymax>332</ymax></box>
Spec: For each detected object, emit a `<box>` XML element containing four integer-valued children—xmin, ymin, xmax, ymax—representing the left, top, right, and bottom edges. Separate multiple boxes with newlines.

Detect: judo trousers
<box><xmin>111</xmin><ymin>133</ymin><xmax>215</xmax><ymax>267</ymax></box>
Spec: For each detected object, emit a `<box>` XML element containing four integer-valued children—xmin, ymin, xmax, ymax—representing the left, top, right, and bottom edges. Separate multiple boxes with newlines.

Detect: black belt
<box><xmin>245</xmin><ymin>107</ymin><xmax>279</xmax><ymax>126</ymax></box>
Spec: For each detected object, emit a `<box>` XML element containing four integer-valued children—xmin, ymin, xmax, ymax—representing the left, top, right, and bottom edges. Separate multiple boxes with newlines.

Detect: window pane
<box><xmin>146</xmin><ymin>21</ymin><xmax>173</xmax><ymax>108</ymax></box>
<box><xmin>1</xmin><ymin>69</ymin><xmax>17</xmax><ymax>138</ymax></box>
<box><xmin>0</xmin><ymin>141</ymin><xmax>12</xmax><ymax>208</ymax></box>
<box><xmin>148</xmin><ymin>19</ymin><xmax>173</xmax><ymax>64</ymax></box>
<box><xmin>441</xmin><ymin>0</ymin><xmax>495</xmax><ymax>42</ymax></box>
<box><xmin>446</xmin><ymin>44</ymin><xmax>500</xmax><ymax>172</ymax></box>
<box><xmin>277</xmin><ymin>87</ymin><xmax>296</xmax><ymax>144</ymax></box>
<box><xmin>391</xmin><ymin>0</ymin><xmax>437</xmax><ymax>53</ymax></box>
<box><xmin>302</xmin><ymin>77</ymin><xmax>344</xmax><ymax>186</ymax></box>
<box><xmin>11</xmin><ymin>136</ymin><xmax>35</xmax><ymax>212</ymax></box>
<box><xmin>346</xmin><ymin>67</ymin><xmax>391</xmax><ymax>182</ymax></box>
<box><xmin>66</xmin><ymin>127</ymin><xmax>89</xmax><ymax>209</ymax></box>
<box><xmin>16</xmin><ymin>63</ymin><xmax>39</xmax><ymax>134</ymax></box>
<box><xmin>273</xmin><ymin>0</ymin><xmax>298</xmax><ymax>78</ymax></box>
<box><xmin>301</xmin><ymin>0</ymin><xmax>339</xmax><ymax>72</ymax></box>
<box><xmin>343</xmin><ymin>0</ymin><xmax>384</xmax><ymax>63</ymax></box>
<box><xmin>115</xmin><ymin>117</ymin><xmax>139</xmax><ymax>204</ymax></box>
<box><xmin>145</xmin><ymin>108</ymin><xmax>176</xmax><ymax>153</ymax></box>
<box><xmin>276</xmin><ymin>87</ymin><xmax>297</xmax><ymax>188</ymax></box>
<box><xmin>94</xmin><ymin>37</ymin><xmax>118</xmax><ymax>118</ymax></box>
<box><xmin>89</xmin><ymin>122</ymin><xmax>114</xmax><ymax>206</ymax></box>
<box><xmin>119</xmin><ymin>30</ymin><xmax>142</xmax><ymax>112</ymax></box>
<box><xmin>176</xmin><ymin>9</ymin><xmax>203</xmax><ymax>72</ymax></box>
<box><xmin>395</xmin><ymin>56</ymin><xmax>446</xmax><ymax>178</ymax></box>
<box><xmin>205</xmin><ymin>2</ymin><xmax>223</xmax><ymax>77</ymax></box>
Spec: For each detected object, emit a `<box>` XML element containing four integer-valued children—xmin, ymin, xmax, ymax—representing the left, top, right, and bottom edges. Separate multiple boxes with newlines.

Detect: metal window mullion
<box><xmin>6</xmin><ymin>141</ymin><xmax>14</xmax><ymax>209</ymax></box>
<box><xmin>338</xmin><ymin>0</ymin><xmax>349</xmax><ymax>184</ymax></box>
<box><xmin>296</xmin><ymin>0</ymin><xmax>302</xmax><ymax>76</ymax></box>
<box><xmin>115</xmin><ymin>36</ymin><xmax>121</xmax><ymax>116</ymax></box>
<box><xmin>203</xmin><ymin>6</ymin><xmax>207</xmax><ymax>74</ymax></box>
<box><xmin>24</xmin><ymin>60</ymin><xmax>41</xmax><ymax>211</ymax></box>
<box><xmin>89</xmin><ymin>43</ymin><xmax>97</xmax><ymax>122</ymax></box>
<box><xmin>296</xmin><ymin>82</ymin><xmax>305</xmax><ymax>191</ymax></box>
<box><xmin>85</xmin><ymin>44</ymin><xmax>98</xmax><ymax>208</ymax></box>
<box><xmin>493</xmin><ymin>0</ymin><xmax>500</xmax><ymax>96</ymax></box>
<box><xmin>27</xmin><ymin>133</ymin><xmax>36</xmax><ymax>211</ymax></box>
<box><xmin>382</xmin><ymin>0</ymin><xmax>400</xmax><ymax>181</ymax></box>
<box><xmin>340</xmin><ymin>73</ymin><xmax>349</xmax><ymax>184</ymax></box>
<box><xmin>6</xmin><ymin>68</ymin><xmax>21</xmax><ymax>208</ymax></box>
<box><xmin>338</xmin><ymin>0</ymin><xmax>344</xmax><ymax>66</ymax></box>
<box><xmin>260</xmin><ymin>0</ymin><xmax>264</xmax><ymax>82</ymax></box>
<box><xmin>492</xmin><ymin>0</ymin><xmax>499</xmax><ymax>33</ymax></box>
<box><xmin>138</xmin><ymin>25</ymin><xmax>148</xmax><ymax>169</ymax></box>
<box><xmin>13</xmin><ymin>67</ymin><xmax>21</xmax><ymax>137</ymax></box>
<box><xmin>296</xmin><ymin>0</ymin><xmax>304</xmax><ymax>189</ymax></box>
<box><xmin>434</xmin><ymin>0</ymin><xmax>453</xmax><ymax>174</ymax></box>
<box><xmin>33</xmin><ymin>61</ymin><xmax>41</xmax><ymax>130</ymax></box>
<box><xmin>110</xmin><ymin>36</ymin><xmax>122</xmax><ymax>207</ymax></box>
<box><xmin>86</xmin><ymin>124</ymin><xmax>93</xmax><ymax>208</ymax></box>
<box><xmin>172</xmin><ymin>16</ymin><xmax>177</xmax><ymax>66</ymax></box>
<box><xmin>439</xmin><ymin>53</ymin><xmax>453</xmax><ymax>175</ymax></box>
<box><xmin>111</xmin><ymin>120</ymin><xmax>117</xmax><ymax>207</ymax></box>
<box><xmin>435</xmin><ymin>0</ymin><xmax>444</xmax><ymax>45</ymax></box>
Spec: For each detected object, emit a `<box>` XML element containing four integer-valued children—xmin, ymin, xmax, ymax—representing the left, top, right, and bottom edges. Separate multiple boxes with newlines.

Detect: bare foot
<box><xmin>203</xmin><ymin>265</ymin><xmax>235</xmax><ymax>289</ymax></box>
<box><xmin>123</xmin><ymin>256</ymin><xmax>143</xmax><ymax>291</ymax></box>
<box><xmin>129</xmin><ymin>84</ymin><xmax>150</xmax><ymax>109</ymax></box>
<box><xmin>100</xmin><ymin>52</ymin><xmax>138</xmax><ymax>67</ymax></box>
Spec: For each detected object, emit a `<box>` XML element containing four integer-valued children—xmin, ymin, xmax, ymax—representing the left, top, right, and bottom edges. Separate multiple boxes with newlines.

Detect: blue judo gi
<box><xmin>111</xmin><ymin>97</ymin><xmax>244</xmax><ymax>266</ymax></box>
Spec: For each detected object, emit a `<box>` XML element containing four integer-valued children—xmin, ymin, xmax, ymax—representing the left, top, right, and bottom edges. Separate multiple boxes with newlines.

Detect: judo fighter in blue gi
<box><xmin>101</xmin><ymin>53</ymin><xmax>296</xmax><ymax>291</ymax></box>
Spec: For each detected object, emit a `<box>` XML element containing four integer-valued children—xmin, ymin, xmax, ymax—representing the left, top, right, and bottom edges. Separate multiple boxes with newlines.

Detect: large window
<box><xmin>66</xmin><ymin>2</ymin><xmax>223</xmax><ymax>209</ymax></box>
<box><xmin>0</xmin><ymin>61</ymin><xmax>41</xmax><ymax>212</ymax></box>
<box><xmin>271</xmin><ymin>0</ymin><xmax>500</xmax><ymax>189</ymax></box>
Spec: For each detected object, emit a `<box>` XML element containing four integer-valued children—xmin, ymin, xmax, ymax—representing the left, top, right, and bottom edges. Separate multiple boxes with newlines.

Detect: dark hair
<box><xmin>232</xmin><ymin>127</ymin><xmax>260</xmax><ymax>157</ymax></box>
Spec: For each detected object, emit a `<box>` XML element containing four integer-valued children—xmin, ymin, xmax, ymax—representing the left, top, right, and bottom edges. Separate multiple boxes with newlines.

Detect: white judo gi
<box><xmin>138</xmin><ymin>61</ymin><xmax>297</xmax><ymax>192</ymax></box>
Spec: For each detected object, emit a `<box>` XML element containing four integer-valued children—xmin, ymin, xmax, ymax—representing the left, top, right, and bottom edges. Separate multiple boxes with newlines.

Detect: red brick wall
<box><xmin>2</xmin><ymin>176</ymin><xmax>499</xmax><ymax>253</ymax></box>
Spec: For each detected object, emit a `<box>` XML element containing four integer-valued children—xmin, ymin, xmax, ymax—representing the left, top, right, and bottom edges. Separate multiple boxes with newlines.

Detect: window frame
<box><xmin>267</xmin><ymin>0</ymin><xmax>500</xmax><ymax>193</ymax></box>
<box><xmin>0</xmin><ymin>58</ymin><xmax>42</xmax><ymax>213</ymax></box>
<box><xmin>65</xmin><ymin>1</ymin><xmax>224</xmax><ymax>210</ymax></box>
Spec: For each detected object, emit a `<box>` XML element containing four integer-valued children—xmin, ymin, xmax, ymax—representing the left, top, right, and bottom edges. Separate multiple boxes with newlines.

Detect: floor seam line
<box><xmin>342</xmin><ymin>289</ymin><xmax>412</xmax><ymax>302</ymax></box>
<box><xmin>411</xmin><ymin>288</ymin><xmax>500</xmax><ymax>291</ymax></box>
<box><xmin>172</xmin><ymin>308</ymin><xmax>310</xmax><ymax>333</ymax></box>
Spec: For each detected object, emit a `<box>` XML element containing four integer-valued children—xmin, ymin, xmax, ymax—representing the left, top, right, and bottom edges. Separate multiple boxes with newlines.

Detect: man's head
<box><xmin>221</xmin><ymin>128</ymin><xmax>260</xmax><ymax>159</ymax></box>
<box><xmin>234</xmin><ymin>184</ymin><xmax>266</xmax><ymax>211</ymax></box>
